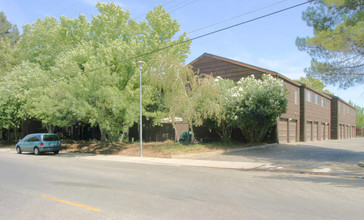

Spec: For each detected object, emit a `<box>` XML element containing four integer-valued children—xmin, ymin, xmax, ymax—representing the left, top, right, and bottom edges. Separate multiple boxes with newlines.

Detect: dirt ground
<box><xmin>1</xmin><ymin>140</ymin><xmax>248</xmax><ymax>158</ymax></box>
<box><xmin>61</xmin><ymin>140</ymin><xmax>243</xmax><ymax>158</ymax></box>
<box><xmin>0</xmin><ymin>139</ymin><xmax>255</xmax><ymax>158</ymax></box>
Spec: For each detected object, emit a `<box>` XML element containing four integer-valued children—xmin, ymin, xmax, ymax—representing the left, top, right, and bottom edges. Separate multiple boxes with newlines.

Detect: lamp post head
<box><xmin>137</xmin><ymin>61</ymin><xmax>145</xmax><ymax>70</ymax></box>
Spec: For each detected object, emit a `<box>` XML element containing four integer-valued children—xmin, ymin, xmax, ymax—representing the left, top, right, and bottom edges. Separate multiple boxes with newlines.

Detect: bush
<box><xmin>227</xmin><ymin>74</ymin><xmax>287</xmax><ymax>143</ymax></box>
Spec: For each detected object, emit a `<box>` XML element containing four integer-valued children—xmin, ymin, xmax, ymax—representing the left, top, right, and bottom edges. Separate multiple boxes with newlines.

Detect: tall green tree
<box><xmin>0</xmin><ymin>62</ymin><xmax>41</xmax><ymax>141</ymax></box>
<box><xmin>296</xmin><ymin>0</ymin><xmax>364</xmax><ymax>88</ymax></box>
<box><xmin>295</xmin><ymin>76</ymin><xmax>333</xmax><ymax>94</ymax></box>
<box><xmin>206</xmin><ymin>77</ymin><xmax>235</xmax><ymax>142</ymax></box>
<box><xmin>14</xmin><ymin>2</ymin><xmax>190</xmax><ymax>141</ymax></box>
<box><xmin>148</xmin><ymin>54</ymin><xmax>220</xmax><ymax>140</ymax></box>
<box><xmin>356</xmin><ymin>106</ymin><xmax>364</xmax><ymax>129</ymax></box>
<box><xmin>349</xmin><ymin>101</ymin><xmax>364</xmax><ymax>128</ymax></box>
<box><xmin>0</xmin><ymin>11</ymin><xmax>19</xmax><ymax>77</ymax></box>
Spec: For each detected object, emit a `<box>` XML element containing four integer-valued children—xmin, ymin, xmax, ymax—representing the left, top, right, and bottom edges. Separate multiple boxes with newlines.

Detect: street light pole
<box><xmin>137</xmin><ymin>61</ymin><xmax>145</xmax><ymax>157</ymax></box>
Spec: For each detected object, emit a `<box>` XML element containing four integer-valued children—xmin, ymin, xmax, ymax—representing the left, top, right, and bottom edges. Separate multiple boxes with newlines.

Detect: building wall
<box><xmin>190</xmin><ymin>53</ymin><xmax>357</xmax><ymax>143</ymax></box>
<box><xmin>300</xmin><ymin>86</ymin><xmax>331</xmax><ymax>142</ymax></box>
<box><xmin>277</xmin><ymin>82</ymin><xmax>300</xmax><ymax>143</ymax></box>
<box><xmin>190</xmin><ymin>53</ymin><xmax>301</xmax><ymax>143</ymax></box>
<box><xmin>190</xmin><ymin>55</ymin><xmax>264</xmax><ymax>81</ymax></box>
<box><xmin>331</xmin><ymin>97</ymin><xmax>356</xmax><ymax>139</ymax></box>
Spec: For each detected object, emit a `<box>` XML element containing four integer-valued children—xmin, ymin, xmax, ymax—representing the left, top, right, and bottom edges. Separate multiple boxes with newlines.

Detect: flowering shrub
<box><xmin>227</xmin><ymin>74</ymin><xmax>287</xmax><ymax>143</ymax></box>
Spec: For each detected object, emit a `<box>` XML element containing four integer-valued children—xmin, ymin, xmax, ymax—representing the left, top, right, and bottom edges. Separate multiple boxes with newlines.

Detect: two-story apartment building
<box><xmin>300</xmin><ymin>84</ymin><xmax>332</xmax><ymax>142</ymax></box>
<box><xmin>189</xmin><ymin>53</ymin><xmax>302</xmax><ymax>143</ymax></box>
<box><xmin>189</xmin><ymin>53</ymin><xmax>356</xmax><ymax>143</ymax></box>
<box><xmin>330</xmin><ymin>96</ymin><xmax>356</xmax><ymax>139</ymax></box>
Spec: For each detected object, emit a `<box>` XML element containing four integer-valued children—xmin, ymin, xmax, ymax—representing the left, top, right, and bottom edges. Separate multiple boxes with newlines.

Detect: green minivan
<box><xmin>16</xmin><ymin>133</ymin><xmax>61</xmax><ymax>155</ymax></box>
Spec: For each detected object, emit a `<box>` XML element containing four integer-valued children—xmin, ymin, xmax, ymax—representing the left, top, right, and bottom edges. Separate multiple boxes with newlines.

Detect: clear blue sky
<box><xmin>1</xmin><ymin>0</ymin><xmax>363</xmax><ymax>106</ymax></box>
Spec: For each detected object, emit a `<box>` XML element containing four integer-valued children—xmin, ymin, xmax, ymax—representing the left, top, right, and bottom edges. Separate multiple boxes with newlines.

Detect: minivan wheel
<box><xmin>16</xmin><ymin>146</ymin><xmax>22</xmax><ymax>154</ymax></box>
<box><xmin>53</xmin><ymin>150</ymin><xmax>59</xmax><ymax>155</ymax></box>
<box><xmin>34</xmin><ymin>147</ymin><xmax>40</xmax><ymax>155</ymax></box>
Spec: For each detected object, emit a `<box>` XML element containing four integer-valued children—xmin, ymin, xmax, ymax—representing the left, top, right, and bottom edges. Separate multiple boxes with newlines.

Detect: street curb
<box><xmin>172</xmin><ymin>143</ymin><xmax>277</xmax><ymax>159</ymax></box>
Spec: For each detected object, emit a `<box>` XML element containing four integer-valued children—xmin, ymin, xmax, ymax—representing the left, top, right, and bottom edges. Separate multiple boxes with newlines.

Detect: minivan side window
<box><xmin>43</xmin><ymin>135</ymin><xmax>60</xmax><ymax>141</ymax></box>
<box><xmin>28</xmin><ymin>137</ymin><xmax>40</xmax><ymax>142</ymax></box>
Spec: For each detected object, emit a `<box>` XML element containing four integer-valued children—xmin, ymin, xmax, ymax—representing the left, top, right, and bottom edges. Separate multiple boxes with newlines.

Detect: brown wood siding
<box><xmin>306</xmin><ymin>121</ymin><xmax>312</xmax><ymax>141</ymax></box>
<box><xmin>300</xmin><ymin>86</ymin><xmax>331</xmax><ymax>142</ymax></box>
<box><xmin>289</xmin><ymin>120</ymin><xmax>298</xmax><ymax>142</ymax></box>
<box><xmin>191</xmin><ymin>56</ymin><xmax>264</xmax><ymax>81</ymax></box>
<box><xmin>278</xmin><ymin>118</ymin><xmax>288</xmax><ymax>143</ymax></box>
<box><xmin>313</xmin><ymin>122</ymin><xmax>318</xmax><ymax>141</ymax></box>
<box><xmin>191</xmin><ymin>54</ymin><xmax>301</xmax><ymax>143</ymax></box>
<box><xmin>321</xmin><ymin>123</ymin><xmax>330</xmax><ymax>140</ymax></box>
<box><xmin>331</xmin><ymin>97</ymin><xmax>356</xmax><ymax>139</ymax></box>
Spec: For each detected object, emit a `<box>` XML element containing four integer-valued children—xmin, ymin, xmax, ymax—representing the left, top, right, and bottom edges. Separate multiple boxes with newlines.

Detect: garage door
<box><xmin>313</xmin><ymin>122</ymin><xmax>318</xmax><ymax>141</ymax></box>
<box><xmin>347</xmin><ymin>126</ymin><xmax>349</xmax><ymax>138</ymax></box>
<box><xmin>321</xmin><ymin>123</ymin><xmax>325</xmax><ymax>140</ymax></box>
<box><xmin>278</xmin><ymin>118</ymin><xmax>288</xmax><ymax>143</ymax></box>
<box><xmin>348</xmin><ymin>126</ymin><xmax>351</xmax><ymax>138</ymax></box>
<box><xmin>289</xmin><ymin>120</ymin><xmax>297</xmax><ymax>143</ymax></box>
<box><xmin>322</xmin><ymin>123</ymin><xmax>329</xmax><ymax>140</ymax></box>
<box><xmin>339</xmin><ymin>125</ymin><xmax>343</xmax><ymax>139</ymax></box>
<box><xmin>306</xmin><ymin>121</ymin><xmax>312</xmax><ymax>141</ymax></box>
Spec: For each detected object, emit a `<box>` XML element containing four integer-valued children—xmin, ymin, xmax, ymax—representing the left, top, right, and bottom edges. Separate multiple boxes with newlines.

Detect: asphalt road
<box><xmin>198</xmin><ymin>138</ymin><xmax>364</xmax><ymax>176</ymax></box>
<box><xmin>1</xmin><ymin>150</ymin><xmax>364</xmax><ymax>219</ymax></box>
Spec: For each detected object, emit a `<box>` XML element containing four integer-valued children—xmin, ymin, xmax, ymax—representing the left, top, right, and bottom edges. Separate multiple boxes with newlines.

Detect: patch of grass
<box><xmin>59</xmin><ymin>139</ymin><xmax>257</xmax><ymax>157</ymax></box>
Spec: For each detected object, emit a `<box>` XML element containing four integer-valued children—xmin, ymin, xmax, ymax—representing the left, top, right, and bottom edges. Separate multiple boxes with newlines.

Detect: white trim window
<box><xmin>294</xmin><ymin>88</ymin><xmax>299</xmax><ymax>105</ymax></box>
<box><xmin>314</xmin><ymin>94</ymin><xmax>318</xmax><ymax>105</ymax></box>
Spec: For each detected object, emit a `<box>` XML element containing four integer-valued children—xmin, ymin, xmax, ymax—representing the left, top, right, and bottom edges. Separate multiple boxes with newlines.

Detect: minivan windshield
<box><xmin>43</xmin><ymin>135</ymin><xmax>60</xmax><ymax>141</ymax></box>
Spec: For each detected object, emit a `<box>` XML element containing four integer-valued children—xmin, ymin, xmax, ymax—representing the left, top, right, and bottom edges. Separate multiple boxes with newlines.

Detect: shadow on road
<box><xmin>223</xmin><ymin>143</ymin><xmax>364</xmax><ymax>165</ymax></box>
<box><xmin>260</xmin><ymin>174</ymin><xmax>364</xmax><ymax>189</ymax></box>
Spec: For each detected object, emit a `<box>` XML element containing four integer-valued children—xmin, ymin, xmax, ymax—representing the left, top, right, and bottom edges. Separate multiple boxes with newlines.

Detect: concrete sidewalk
<box><xmin>81</xmin><ymin>154</ymin><xmax>274</xmax><ymax>170</ymax></box>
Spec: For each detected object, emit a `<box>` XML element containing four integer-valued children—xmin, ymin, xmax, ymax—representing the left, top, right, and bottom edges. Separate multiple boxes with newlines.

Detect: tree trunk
<box><xmin>46</xmin><ymin>125</ymin><xmax>55</xmax><ymax>133</ymax></box>
<box><xmin>189</xmin><ymin>122</ymin><xmax>194</xmax><ymax>144</ymax></box>
<box><xmin>13</xmin><ymin>125</ymin><xmax>18</xmax><ymax>142</ymax></box>
<box><xmin>7</xmin><ymin>129</ymin><xmax>10</xmax><ymax>142</ymax></box>
<box><xmin>99</xmin><ymin>124</ymin><xmax>107</xmax><ymax>141</ymax></box>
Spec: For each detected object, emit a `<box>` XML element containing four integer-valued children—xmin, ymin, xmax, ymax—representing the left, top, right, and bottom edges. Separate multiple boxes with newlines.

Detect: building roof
<box><xmin>328</xmin><ymin>94</ymin><xmax>356</xmax><ymax>109</ymax></box>
<box><xmin>189</xmin><ymin>53</ymin><xmax>302</xmax><ymax>87</ymax></box>
<box><xmin>189</xmin><ymin>53</ymin><xmax>339</xmax><ymax>100</ymax></box>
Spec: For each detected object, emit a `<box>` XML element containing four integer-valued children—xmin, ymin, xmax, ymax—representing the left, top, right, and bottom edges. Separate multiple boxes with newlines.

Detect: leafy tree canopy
<box><xmin>0</xmin><ymin>11</ymin><xmax>19</xmax><ymax>42</ymax></box>
<box><xmin>349</xmin><ymin>101</ymin><xmax>364</xmax><ymax>128</ymax></box>
<box><xmin>2</xmin><ymin>2</ymin><xmax>191</xmax><ymax>141</ymax></box>
<box><xmin>295</xmin><ymin>76</ymin><xmax>333</xmax><ymax>94</ymax></box>
<box><xmin>0</xmin><ymin>11</ymin><xmax>19</xmax><ymax>76</ymax></box>
<box><xmin>296</xmin><ymin>0</ymin><xmax>364</xmax><ymax>88</ymax></box>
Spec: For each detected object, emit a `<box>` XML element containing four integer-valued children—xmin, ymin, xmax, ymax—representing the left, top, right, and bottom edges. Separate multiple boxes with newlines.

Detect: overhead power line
<box><xmin>185</xmin><ymin>0</ymin><xmax>290</xmax><ymax>36</ymax></box>
<box><xmin>0</xmin><ymin>0</ymin><xmax>313</xmax><ymax>95</ymax></box>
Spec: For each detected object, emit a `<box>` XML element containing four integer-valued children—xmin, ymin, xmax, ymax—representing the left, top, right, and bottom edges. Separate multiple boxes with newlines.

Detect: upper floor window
<box><xmin>314</xmin><ymin>94</ymin><xmax>318</xmax><ymax>104</ymax></box>
<box><xmin>306</xmin><ymin>91</ymin><xmax>311</xmax><ymax>102</ymax></box>
<box><xmin>294</xmin><ymin>88</ymin><xmax>299</xmax><ymax>105</ymax></box>
<box><xmin>321</xmin><ymin>98</ymin><xmax>325</xmax><ymax>107</ymax></box>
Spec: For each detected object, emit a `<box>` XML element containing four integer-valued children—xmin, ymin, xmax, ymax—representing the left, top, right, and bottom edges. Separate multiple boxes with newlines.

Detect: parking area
<box><xmin>197</xmin><ymin>138</ymin><xmax>364</xmax><ymax>176</ymax></box>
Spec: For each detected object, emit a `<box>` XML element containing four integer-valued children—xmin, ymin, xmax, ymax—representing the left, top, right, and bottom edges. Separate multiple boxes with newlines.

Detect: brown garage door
<box><xmin>313</xmin><ymin>122</ymin><xmax>318</xmax><ymax>141</ymax></box>
<box><xmin>322</xmin><ymin>123</ymin><xmax>329</xmax><ymax>140</ymax></box>
<box><xmin>321</xmin><ymin>123</ymin><xmax>325</xmax><ymax>140</ymax></box>
<box><xmin>306</xmin><ymin>121</ymin><xmax>312</xmax><ymax>141</ymax></box>
<box><xmin>348</xmin><ymin>126</ymin><xmax>351</xmax><ymax>138</ymax></box>
<box><xmin>289</xmin><ymin>120</ymin><xmax>297</xmax><ymax>143</ymax></box>
<box><xmin>347</xmin><ymin>126</ymin><xmax>349</xmax><ymax>138</ymax></box>
<box><xmin>278</xmin><ymin>118</ymin><xmax>288</xmax><ymax>143</ymax></box>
